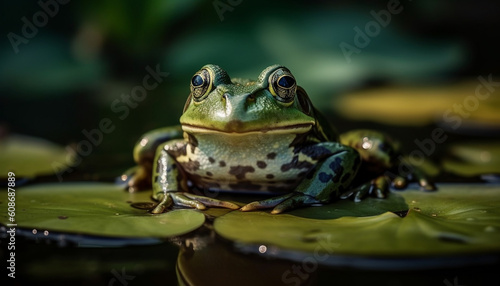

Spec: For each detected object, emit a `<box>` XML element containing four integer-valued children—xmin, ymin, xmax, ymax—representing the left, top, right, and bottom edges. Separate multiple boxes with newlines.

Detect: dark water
<box><xmin>3</xmin><ymin>223</ymin><xmax>499</xmax><ymax>286</ymax></box>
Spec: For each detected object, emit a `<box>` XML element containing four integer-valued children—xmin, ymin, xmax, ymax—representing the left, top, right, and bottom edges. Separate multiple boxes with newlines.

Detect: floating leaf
<box><xmin>335</xmin><ymin>81</ymin><xmax>500</xmax><ymax>127</ymax></box>
<box><xmin>214</xmin><ymin>184</ymin><xmax>500</xmax><ymax>257</ymax></box>
<box><xmin>0</xmin><ymin>134</ymin><xmax>73</xmax><ymax>179</ymax></box>
<box><xmin>0</xmin><ymin>183</ymin><xmax>205</xmax><ymax>238</ymax></box>
<box><xmin>443</xmin><ymin>142</ymin><xmax>500</xmax><ymax>176</ymax></box>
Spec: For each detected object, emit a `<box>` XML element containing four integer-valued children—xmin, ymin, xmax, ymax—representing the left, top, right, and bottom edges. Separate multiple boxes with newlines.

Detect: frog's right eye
<box><xmin>190</xmin><ymin>68</ymin><xmax>213</xmax><ymax>102</ymax></box>
<box><xmin>268</xmin><ymin>67</ymin><xmax>296</xmax><ymax>105</ymax></box>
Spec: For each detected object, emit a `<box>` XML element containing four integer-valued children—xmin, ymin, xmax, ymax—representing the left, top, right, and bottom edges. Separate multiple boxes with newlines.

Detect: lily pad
<box><xmin>335</xmin><ymin>81</ymin><xmax>500</xmax><ymax>127</ymax></box>
<box><xmin>213</xmin><ymin>184</ymin><xmax>500</xmax><ymax>256</ymax></box>
<box><xmin>0</xmin><ymin>134</ymin><xmax>74</xmax><ymax>179</ymax></box>
<box><xmin>442</xmin><ymin>142</ymin><xmax>500</xmax><ymax>176</ymax></box>
<box><xmin>0</xmin><ymin>182</ymin><xmax>205</xmax><ymax>238</ymax></box>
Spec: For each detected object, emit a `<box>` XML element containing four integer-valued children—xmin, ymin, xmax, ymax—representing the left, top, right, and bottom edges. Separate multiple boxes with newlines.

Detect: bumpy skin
<box><xmin>129</xmin><ymin>65</ymin><xmax>436</xmax><ymax>214</ymax></box>
<box><xmin>130</xmin><ymin>64</ymin><xmax>361</xmax><ymax>214</ymax></box>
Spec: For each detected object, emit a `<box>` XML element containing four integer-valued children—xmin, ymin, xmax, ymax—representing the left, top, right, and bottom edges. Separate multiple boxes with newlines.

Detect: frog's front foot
<box><xmin>340</xmin><ymin>175</ymin><xmax>389</xmax><ymax>202</ymax></box>
<box><xmin>151</xmin><ymin>191</ymin><xmax>240</xmax><ymax>214</ymax></box>
<box><xmin>240</xmin><ymin>192</ymin><xmax>321</xmax><ymax>214</ymax></box>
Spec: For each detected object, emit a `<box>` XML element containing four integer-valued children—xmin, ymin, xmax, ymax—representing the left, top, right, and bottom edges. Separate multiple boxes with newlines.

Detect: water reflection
<box><xmin>174</xmin><ymin>226</ymin><xmax>316</xmax><ymax>286</ymax></box>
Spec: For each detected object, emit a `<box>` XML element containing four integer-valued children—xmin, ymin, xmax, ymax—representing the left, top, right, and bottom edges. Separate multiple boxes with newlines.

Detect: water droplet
<box><xmin>44</xmin><ymin>230</ymin><xmax>49</xmax><ymax>236</ymax></box>
<box><xmin>259</xmin><ymin>245</ymin><xmax>267</xmax><ymax>254</ymax></box>
<box><xmin>411</xmin><ymin>200</ymin><xmax>417</xmax><ymax>204</ymax></box>
<box><xmin>431</xmin><ymin>213</ymin><xmax>437</xmax><ymax>217</ymax></box>
<box><xmin>115</xmin><ymin>213</ymin><xmax>120</xmax><ymax>216</ymax></box>
<box><xmin>485</xmin><ymin>226</ymin><xmax>496</xmax><ymax>232</ymax></box>
<box><xmin>413</xmin><ymin>207</ymin><xmax>421</xmax><ymax>212</ymax></box>
<box><xmin>32</xmin><ymin>229</ymin><xmax>37</xmax><ymax>234</ymax></box>
<box><xmin>466</xmin><ymin>217</ymin><xmax>475</xmax><ymax>221</ymax></box>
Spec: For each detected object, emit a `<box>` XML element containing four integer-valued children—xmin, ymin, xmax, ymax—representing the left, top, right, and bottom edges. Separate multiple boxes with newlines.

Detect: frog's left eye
<box><xmin>190</xmin><ymin>68</ymin><xmax>213</xmax><ymax>102</ymax></box>
<box><xmin>269</xmin><ymin>68</ymin><xmax>296</xmax><ymax>104</ymax></box>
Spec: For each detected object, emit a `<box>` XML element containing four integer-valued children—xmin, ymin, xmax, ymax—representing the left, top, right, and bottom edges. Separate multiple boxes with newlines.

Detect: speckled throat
<box><xmin>174</xmin><ymin>131</ymin><xmax>319</xmax><ymax>194</ymax></box>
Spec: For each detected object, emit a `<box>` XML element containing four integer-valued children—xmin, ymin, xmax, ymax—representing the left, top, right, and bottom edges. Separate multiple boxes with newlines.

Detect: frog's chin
<box><xmin>181</xmin><ymin>123</ymin><xmax>313</xmax><ymax>135</ymax></box>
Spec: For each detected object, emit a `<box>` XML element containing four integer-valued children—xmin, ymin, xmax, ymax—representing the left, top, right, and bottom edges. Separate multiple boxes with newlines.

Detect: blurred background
<box><xmin>1</xmin><ymin>1</ymin><xmax>500</xmax><ymax>285</ymax></box>
<box><xmin>1</xmin><ymin>0</ymin><xmax>499</xmax><ymax>179</ymax></box>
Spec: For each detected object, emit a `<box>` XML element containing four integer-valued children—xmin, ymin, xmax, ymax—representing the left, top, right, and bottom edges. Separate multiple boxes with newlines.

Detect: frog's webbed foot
<box><xmin>151</xmin><ymin>192</ymin><xmax>240</xmax><ymax>214</ymax></box>
<box><xmin>340</xmin><ymin>175</ymin><xmax>389</xmax><ymax>202</ymax></box>
<box><xmin>391</xmin><ymin>162</ymin><xmax>437</xmax><ymax>192</ymax></box>
<box><xmin>240</xmin><ymin>192</ymin><xmax>321</xmax><ymax>214</ymax></box>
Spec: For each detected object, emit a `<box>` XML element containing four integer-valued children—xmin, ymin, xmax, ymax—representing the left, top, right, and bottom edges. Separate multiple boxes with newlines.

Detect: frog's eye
<box><xmin>269</xmin><ymin>68</ymin><xmax>296</xmax><ymax>104</ymax></box>
<box><xmin>190</xmin><ymin>68</ymin><xmax>213</xmax><ymax>102</ymax></box>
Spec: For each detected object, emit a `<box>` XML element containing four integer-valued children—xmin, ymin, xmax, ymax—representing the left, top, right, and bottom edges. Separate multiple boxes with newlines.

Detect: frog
<box><xmin>126</xmin><ymin>64</ymin><xmax>435</xmax><ymax>214</ymax></box>
<box><xmin>338</xmin><ymin>129</ymin><xmax>436</xmax><ymax>202</ymax></box>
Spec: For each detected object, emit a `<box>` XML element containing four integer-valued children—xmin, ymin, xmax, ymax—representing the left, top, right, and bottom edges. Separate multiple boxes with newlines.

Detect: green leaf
<box><xmin>0</xmin><ymin>134</ymin><xmax>73</xmax><ymax>178</ymax></box>
<box><xmin>0</xmin><ymin>182</ymin><xmax>205</xmax><ymax>238</ymax></box>
<box><xmin>443</xmin><ymin>142</ymin><xmax>500</xmax><ymax>176</ymax></box>
<box><xmin>213</xmin><ymin>184</ymin><xmax>500</xmax><ymax>256</ymax></box>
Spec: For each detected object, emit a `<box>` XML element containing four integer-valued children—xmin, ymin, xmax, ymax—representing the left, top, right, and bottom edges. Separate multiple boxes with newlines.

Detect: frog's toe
<box><xmin>171</xmin><ymin>192</ymin><xmax>207</xmax><ymax>210</ymax></box>
<box><xmin>391</xmin><ymin>176</ymin><xmax>408</xmax><ymax>189</ymax></box>
<box><xmin>183</xmin><ymin>193</ymin><xmax>240</xmax><ymax>210</ymax></box>
<box><xmin>341</xmin><ymin>183</ymin><xmax>371</xmax><ymax>202</ymax></box>
<box><xmin>169</xmin><ymin>192</ymin><xmax>240</xmax><ymax>210</ymax></box>
<box><xmin>374</xmin><ymin>186</ymin><xmax>387</xmax><ymax>199</ymax></box>
<box><xmin>354</xmin><ymin>183</ymin><xmax>372</xmax><ymax>202</ymax></box>
<box><xmin>270</xmin><ymin>193</ymin><xmax>320</xmax><ymax>214</ymax></box>
<box><xmin>151</xmin><ymin>192</ymin><xmax>240</xmax><ymax>214</ymax></box>
<box><xmin>373</xmin><ymin>176</ymin><xmax>389</xmax><ymax>199</ymax></box>
<box><xmin>240</xmin><ymin>193</ymin><xmax>294</xmax><ymax>212</ymax></box>
<box><xmin>418</xmin><ymin>178</ymin><xmax>436</xmax><ymax>192</ymax></box>
<box><xmin>341</xmin><ymin>176</ymin><xmax>389</xmax><ymax>202</ymax></box>
<box><xmin>151</xmin><ymin>194</ymin><xmax>173</xmax><ymax>214</ymax></box>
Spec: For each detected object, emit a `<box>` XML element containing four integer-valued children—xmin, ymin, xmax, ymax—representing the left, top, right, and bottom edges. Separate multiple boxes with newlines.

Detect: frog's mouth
<box><xmin>181</xmin><ymin>122</ymin><xmax>313</xmax><ymax>135</ymax></box>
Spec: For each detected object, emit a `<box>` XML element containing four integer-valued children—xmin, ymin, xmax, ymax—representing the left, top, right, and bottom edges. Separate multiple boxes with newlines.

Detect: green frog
<box><xmin>338</xmin><ymin>129</ymin><xmax>435</xmax><ymax>202</ymax></box>
<box><xmin>127</xmin><ymin>64</ymin><xmax>435</xmax><ymax>214</ymax></box>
